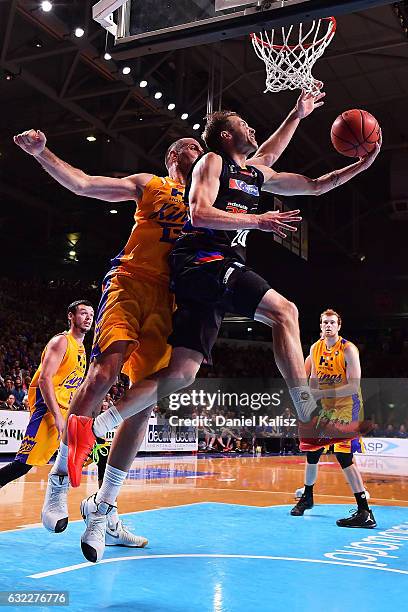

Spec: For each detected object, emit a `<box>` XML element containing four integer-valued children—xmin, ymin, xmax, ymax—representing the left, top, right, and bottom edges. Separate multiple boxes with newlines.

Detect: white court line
<box><xmin>28</xmin><ymin>553</ymin><xmax>408</xmax><ymax>579</ymax></box>
<box><xmin>192</xmin><ymin>487</ymin><xmax>408</xmax><ymax>503</ymax></box>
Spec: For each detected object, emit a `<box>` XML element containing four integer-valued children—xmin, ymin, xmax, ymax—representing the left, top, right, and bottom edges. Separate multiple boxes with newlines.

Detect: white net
<box><xmin>251</xmin><ymin>17</ymin><xmax>336</xmax><ymax>95</ymax></box>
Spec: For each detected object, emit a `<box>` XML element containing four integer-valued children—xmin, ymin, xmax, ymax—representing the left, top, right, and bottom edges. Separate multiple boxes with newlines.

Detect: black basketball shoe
<box><xmin>290</xmin><ymin>495</ymin><xmax>314</xmax><ymax>516</ymax></box>
<box><xmin>336</xmin><ymin>509</ymin><xmax>377</xmax><ymax>528</ymax></box>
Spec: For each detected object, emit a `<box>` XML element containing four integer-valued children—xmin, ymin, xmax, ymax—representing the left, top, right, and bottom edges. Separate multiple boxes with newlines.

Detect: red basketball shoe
<box><xmin>67</xmin><ymin>415</ymin><xmax>96</xmax><ymax>487</ymax></box>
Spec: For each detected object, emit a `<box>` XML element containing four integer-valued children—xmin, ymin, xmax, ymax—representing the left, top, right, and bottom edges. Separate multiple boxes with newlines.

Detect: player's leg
<box><xmin>78</xmin><ymin>298</ymin><xmax>225</xmax><ymax>562</ymax></box>
<box><xmin>291</xmin><ymin>448</ymin><xmax>324</xmax><ymax>516</ymax></box>
<box><xmin>79</xmin><ymin>290</ymin><xmax>210</xmax><ymax>561</ymax></box>
<box><xmin>43</xmin><ymin>274</ymin><xmax>141</xmax><ymax>527</ymax></box>
<box><xmin>0</xmin><ymin>461</ymin><xmax>32</xmax><ymax>487</ymax></box>
<box><xmin>41</xmin><ymin>344</ymin><xmax>129</xmax><ymax>530</ymax></box>
<box><xmin>78</xmin><ymin>346</ymin><xmax>203</xmax><ymax>561</ymax></box>
<box><xmin>69</xmin><ymin>296</ymin><xmax>220</xmax><ymax>494</ymax></box>
<box><xmin>254</xmin><ymin>289</ymin><xmax>315</xmax><ymax>422</ymax></box>
<box><xmin>216</xmin><ymin>262</ymin><xmax>315</xmax><ymax>422</ymax></box>
<box><xmin>335</xmin><ymin>447</ymin><xmax>376</xmax><ymax>528</ymax></box>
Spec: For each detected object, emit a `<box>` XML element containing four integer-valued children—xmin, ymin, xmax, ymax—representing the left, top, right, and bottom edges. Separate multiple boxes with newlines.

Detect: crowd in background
<box><xmin>1</xmin><ymin>278</ymin><xmax>408</xmax><ymax>438</ymax></box>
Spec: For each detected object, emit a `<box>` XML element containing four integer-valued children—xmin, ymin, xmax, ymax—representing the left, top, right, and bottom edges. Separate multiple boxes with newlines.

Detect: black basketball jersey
<box><xmin>173</xmin><ymin>153</ymin><xmax>265</xmax><ymax>263</ymax></box>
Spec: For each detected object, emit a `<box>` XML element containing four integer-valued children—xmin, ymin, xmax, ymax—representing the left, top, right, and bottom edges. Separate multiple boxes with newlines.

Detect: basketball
<box><xmin>331</xmin><ymin>109</ymin><xmax>380</xmax><ymax>158</ymax></box>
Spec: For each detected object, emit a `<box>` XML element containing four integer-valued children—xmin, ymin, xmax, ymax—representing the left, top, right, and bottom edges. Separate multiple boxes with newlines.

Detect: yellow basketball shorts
<box><xmin>91</xmin><ymin>273</ymin><xmax>174</xmax><ymax>383</ymax></box>
<box><xmin>14</xmin><ymin>390</ymin><xmax>68</xmax><ymax>466</ymax></box>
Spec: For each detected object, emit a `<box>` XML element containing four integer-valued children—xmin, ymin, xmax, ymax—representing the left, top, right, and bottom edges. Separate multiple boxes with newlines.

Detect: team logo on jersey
<box><xmin>229</xmin><ymin>179</ymin><xmax>259</xmax><ymax>196</ymax></box>
<box><xmin>226</xmin><ymin>202</ymin><xmax>248</xmax><ymax>214</ymax></box>
<box><xmin>61</xmin><ymin>370</ymin><xmax>84</xmax><ymax>390</ymax></box>
<box><xmin>171</xmin><ymin>187</ymin><xmax>184</xmax><ymax>198</ymax></box>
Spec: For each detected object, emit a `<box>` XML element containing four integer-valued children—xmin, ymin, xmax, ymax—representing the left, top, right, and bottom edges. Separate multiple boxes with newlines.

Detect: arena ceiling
<box><xmin>1</xmin><ymin>0</ymin><xmax>408</xmax><ymax>320</ymax></box>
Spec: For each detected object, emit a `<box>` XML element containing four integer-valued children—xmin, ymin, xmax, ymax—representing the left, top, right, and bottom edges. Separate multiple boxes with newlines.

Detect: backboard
<box><xmin>93</xmin><ymin>0</ymin><xmax>397</xmax><ymax>59</ymax></box>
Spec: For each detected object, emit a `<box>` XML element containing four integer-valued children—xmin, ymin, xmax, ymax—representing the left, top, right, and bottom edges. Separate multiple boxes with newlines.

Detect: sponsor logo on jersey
<box><xmin>226</xmin><ymin>202</ymin><xmax>248</xmax><ymax>214</ymax></box>
<box><xmin>229</xmin><ymin>178</ymin><xmax>259</xmax><ymax>196</ymax></box>
<box><xmin>317</xmin><ymin>372</ymin><xmax>343</xmax><ymax>384</ymax></box>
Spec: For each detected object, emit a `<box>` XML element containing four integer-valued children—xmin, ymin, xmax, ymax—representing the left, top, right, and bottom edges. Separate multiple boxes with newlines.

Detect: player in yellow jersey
<box><xmin>0</xmin><ymin>301</ymin><xmax>93</xmax><ymax>495</ymax></box>
<box><xmin>291</xmin><ymin>309</ymin><xmax>376</xmax><ymax>528</ymax></box>
<box><xmin>14</xmin><ymin>89</ymin><xmax>325</xmax><ymax>560</ymax></box>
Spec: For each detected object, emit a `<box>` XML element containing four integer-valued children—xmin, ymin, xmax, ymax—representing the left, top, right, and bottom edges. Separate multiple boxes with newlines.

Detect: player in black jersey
<box><xmin>165</xmin><ymin>110</ymin><xmax>381</xmax><ymax>421</ymax></box>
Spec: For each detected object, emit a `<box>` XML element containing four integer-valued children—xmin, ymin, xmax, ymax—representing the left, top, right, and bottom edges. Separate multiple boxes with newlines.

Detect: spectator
<box><xmin>396</xmin><ymin>424</ymin><xmax>408</xmax><ymax>438</ymax></box>
<box><xmin>22</xmin><ymin>395</ymin><xmax>30</xmax><ymax>411</ymax></box>
<box><xmin>0</xmin><ymin>394</ymin><xmax>18</xmax><ymax>411</ymax></box>
<box><xmin>385</xmin><ymin>424</ymin><xmax>395</xmax><ymax>438</ymax></box>
<box><xmin>12</xmin><ymin>376</ymin><xmax>25</xmax><ymax>405</ymax></box>
<box><xmin>0</xmin><ymin>379</ymin><xmax>15</xmax><ymax>401</ymax></box>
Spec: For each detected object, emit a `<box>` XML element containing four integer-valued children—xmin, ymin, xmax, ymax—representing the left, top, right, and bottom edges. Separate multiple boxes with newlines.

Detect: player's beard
<box><xmin>74</xmin><ymin>321</ymin><xmax>91</xmax><ymax>334</ymax></box>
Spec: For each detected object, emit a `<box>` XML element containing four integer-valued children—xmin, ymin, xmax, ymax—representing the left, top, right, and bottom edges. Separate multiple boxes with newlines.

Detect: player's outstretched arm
<box><xmin>261</xmin><ymin>139</ymin><xmax>381</xmax><ymax>196</ymax></box>
<box><xmin>13</xmin><ymin>129</ymin><xmax>153</xmax><ymax>202</ymax></box>
<box><xmin>248</xmin><ymin>88</ymin><xmax>325</xmax><ymax>167</ymax></box>
<box><xmin>190</xmin><ymin>153</ymin><xmax>302</xmax><ymax>237</ymax></box>
<box><xmin>38</xmin><ymin>335</ymin><xmax>69</xmax><ymax>439</ymax></box>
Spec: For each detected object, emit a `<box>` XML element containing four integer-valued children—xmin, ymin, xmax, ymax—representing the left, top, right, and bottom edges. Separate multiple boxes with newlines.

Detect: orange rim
<box><xmin>250</xmin><ymin>16</ymin><xmax>336</xmax><ymax>52</ymax></box>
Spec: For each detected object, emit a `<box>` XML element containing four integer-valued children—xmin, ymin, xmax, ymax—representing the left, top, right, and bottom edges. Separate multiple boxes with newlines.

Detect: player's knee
<box><xmin>167</xmin><ymin>364</ymin><xmax>198</xmax><ymax>391</ymax></box>
<box><xmin>335</xmin><ymin>452</ymin><xmax>354</xmax><ymax>469</ymax></box>
<box><xmin>273</xmin><ymin>298</ymin><xmax>298</xmax><ymax>327</ymax></box>
<box><xmin>87</xmin><ymin>361</ymin><xmax>117</xmax><ymax>393</ymax></box>
<box><xmin>306</xmin><ymin>449</ymin><xmax>323</xmax><ymax>464</ymax></box>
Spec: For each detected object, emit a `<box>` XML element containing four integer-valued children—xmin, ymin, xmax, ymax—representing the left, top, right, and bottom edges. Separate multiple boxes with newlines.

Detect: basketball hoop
<box><xmin>251</xmin><ymin>17</ymin><xmax>336</xmax><ymax>95</ymax></box>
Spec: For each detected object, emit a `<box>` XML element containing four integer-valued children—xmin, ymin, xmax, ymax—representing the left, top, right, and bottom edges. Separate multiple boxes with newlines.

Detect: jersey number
<box><xmin>231</xmin><ymin>230</ymin><xmax>249</xmax><ymax>248</ymax></box>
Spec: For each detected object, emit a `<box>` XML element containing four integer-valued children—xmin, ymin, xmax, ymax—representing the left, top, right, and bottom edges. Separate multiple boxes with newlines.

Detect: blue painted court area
<box><xmin>1</xmin><ymin>504</ymin><xmax>407</xmax><ymax>612</ymax></box>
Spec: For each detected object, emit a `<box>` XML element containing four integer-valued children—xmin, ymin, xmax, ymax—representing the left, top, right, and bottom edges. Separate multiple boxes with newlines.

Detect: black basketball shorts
<box><xmin>168</xmin><ymin>252</ymin><xmax>271</xmax><ymax>363</ymax></box>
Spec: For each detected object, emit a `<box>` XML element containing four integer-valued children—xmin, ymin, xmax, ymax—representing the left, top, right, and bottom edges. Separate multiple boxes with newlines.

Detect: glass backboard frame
<box><xmin>93</xmin><ymin>0</ymin><xmax>397</xmax><ymax>59</ymax></box>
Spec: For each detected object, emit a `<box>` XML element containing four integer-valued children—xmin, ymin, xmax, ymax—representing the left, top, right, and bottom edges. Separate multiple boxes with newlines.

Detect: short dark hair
<box><xmin>201</xmin><ymin>110</ymin><xmax>238</xmax><ymax>151</ymax></box>
<box><xmin>67</xmin><ymin>300</ymin><xmax>93</xmax><ymax>318</ymax></box>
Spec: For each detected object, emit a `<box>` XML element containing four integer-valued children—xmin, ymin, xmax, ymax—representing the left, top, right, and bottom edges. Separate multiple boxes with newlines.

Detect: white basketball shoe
<box><xmin>41</xmin><ymin>474</ymin><xmax>69</xmax><ymax>533</ymax></box>
<box><xmin>80</xmin><ymin>495</ymin><xmax>148</xmax><ymax>562</ymax></box>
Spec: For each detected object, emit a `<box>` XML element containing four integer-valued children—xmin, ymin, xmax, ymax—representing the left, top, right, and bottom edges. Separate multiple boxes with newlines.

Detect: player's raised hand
<box><xmin>13</xmin><ymin>129</ymin><xmax>46</xmax><ymax>156</ymax></box>
<box><xmin>257</xmin><ymin>209</ymin><xmax>302</xmax><ymax>238</ymax></box>
<box><xmin>359</xmin><ymin>128</ymin><xmax>382</xmax><ymax>169</ymax></box>
<box><xmin>295</xmin><ymin>87</ymin><xmax>325</xmax><ymax>119</ymax></box>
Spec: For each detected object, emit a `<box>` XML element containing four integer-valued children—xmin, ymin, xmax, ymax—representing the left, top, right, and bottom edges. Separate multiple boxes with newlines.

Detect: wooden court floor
<box><xmin>1</xmin><ymin>454</ymin><xmax>407</xmax><ymax>531</ymax></box>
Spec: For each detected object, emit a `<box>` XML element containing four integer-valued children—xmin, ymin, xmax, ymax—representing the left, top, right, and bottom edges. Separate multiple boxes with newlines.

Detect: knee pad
<box><xmin>306</xmin><ymin>448</ymin><xmax>324</xmax><ymax>464</ymax></box>
<box><xmin>335</xmin><ymin>452</ymin><xmax>354</xmax><ymax>469</ymax></box>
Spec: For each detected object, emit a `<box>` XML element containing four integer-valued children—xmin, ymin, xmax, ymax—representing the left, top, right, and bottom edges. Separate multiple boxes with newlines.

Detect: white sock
<box><xmin>50</xmin><ymin>441</ymin><xmax>68</xmax><ymax>476</ymax></box>
<box><xmin>289</xmin><ymin>386</ymin><xmax>316</xmax><ymax>422</ymax></box>
<box><xmin>96</xmin><ymin>464</ymin><xmax>127</xmax><ymax>507</ymax></box>
<box><xmin>93</xmin><ymin>405</ymin><xmax>123</xmax><ymax>438</ymax></box>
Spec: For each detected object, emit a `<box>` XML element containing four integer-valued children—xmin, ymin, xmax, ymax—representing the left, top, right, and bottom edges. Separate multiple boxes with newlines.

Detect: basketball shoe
<box><xmin>336</xmin><ymin>509</ymin><xmax>377</xmax><ymax>529</ymax></box>
<box><xmin>80</xmin><ymin>497</ymin><xmax>148</xmax><ymax>549</ymax></box>
<box><xmin>80</xmin><ymin>494</ymin><xmax>115</xmax><ymax>563</ymax></box>
<box><xmin>290</xmin><ymin>494</ymin><xmax>314</xmax><ymax>516</ymax></box>
<box><xmin>41</xmin><ymin>473</ymin><xmax>69</xmax><ymax>533</ymax></box>
<box><xmin>67</xmin><ymin>415</ymin><xmax>96</xmax><ymax>487</ymax></box>
<box><xmin>298</xmin><ymin>416</ymin><xmax>374</xmax><ymax>451</ymax></box>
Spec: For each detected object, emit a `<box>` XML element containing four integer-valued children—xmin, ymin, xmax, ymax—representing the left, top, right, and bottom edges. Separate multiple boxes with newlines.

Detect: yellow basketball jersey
<box><xmin>28</xmin><ymin>331</ymin><xmax>87</xmax><ymax>411</ymax></box>
<box><xmin>108</xmin><ymin>175</ymin><xmax>187</xmax><ymax>284</ymax></box>
<box><xmin>311</xmin><ymin>336</ymin><xmax>363</xmax><ymax>421</ymax></box>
